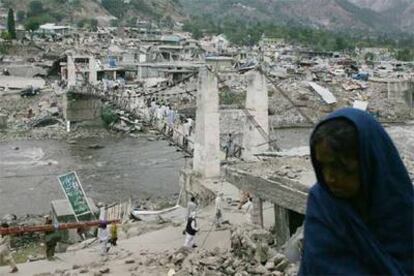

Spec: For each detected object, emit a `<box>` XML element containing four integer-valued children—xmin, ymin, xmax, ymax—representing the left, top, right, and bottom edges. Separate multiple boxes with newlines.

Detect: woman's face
<box><xmin>315</xmin><ymin>140</ymin><xmax>361</xmax><ymax>199</ymax></box>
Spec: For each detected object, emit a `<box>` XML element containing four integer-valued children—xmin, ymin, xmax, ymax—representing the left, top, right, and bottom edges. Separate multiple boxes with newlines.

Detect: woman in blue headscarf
<box><xmin>300</xmin><ymin>108</ymin><xmax>413</xmax><ymax>275</ymax></box>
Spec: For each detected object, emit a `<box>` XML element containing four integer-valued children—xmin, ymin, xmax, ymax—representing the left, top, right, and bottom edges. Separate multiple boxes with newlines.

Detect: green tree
<box><xmin>110</xmin><ymin>19</ymin><xmax>119</xmax><ymax>27</ymax></box>
<box><xmin>24</xmin><ymin>17</ymin><xmax>41</xmax><ymax>40</ymax></box>
<box><xmin>364</xmin><ymin>52</ymin><xmax>375</xmax><ymax>62</ymax></box>
<box><xmin>182</xmin><ymin>21</ymin><xmax>203</xmax><ymax>39</ymax></box>
<box><xmin>89</xmin><ymin>19</ymin><xmax>98</xmax><ymax>32</ymax></box>
<box><xmin>334</xmin><ymin>37</ymin><xmax>347</xmax><ymax>51</ymax></box>
<box><xmin>102</xmin><ymin>0</ymin><xmax>127</xmax><ymax>18</ymax></box>
<box><xmin>126</xmin><ymin>17</ymin><xmax>137</xmax><ymax>27</ymax></box>
<box><xmin>7</xmin><ymin>9</ymin><xmax>16</xmax><ymax>39</ymax></box>
<box><xmin>1</xmin><ymin>31</ymin><xmax>12</xmax><ymax>40</ymax></box>
<box><xmin>28</xmin><ymin>1</ymin><xmax>44</xmax><ymax>17</ymax></box>
<box><xmin>395</xmin><ymin>49</ymin><xmax>414</xmax><ymax>61</ymax></box>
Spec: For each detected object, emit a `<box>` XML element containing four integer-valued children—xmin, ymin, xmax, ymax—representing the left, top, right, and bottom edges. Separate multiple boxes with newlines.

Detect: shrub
<box><xmin>101</xmin><ymin>105</ymin><xmax>119</xmax><ymax>127</ymax></box>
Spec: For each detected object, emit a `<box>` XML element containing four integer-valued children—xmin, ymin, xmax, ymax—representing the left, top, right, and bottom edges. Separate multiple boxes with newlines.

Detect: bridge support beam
<box><xmin>252</xmin><ymin>196</ymin><xmax>264</xmax><ymax>227</ymax></box>
<box><xmin>274</xmin><ymin>204</ymin><xmax>290</xmax><ymax>246</ymax></box>
<box><xmin>193</xmin><ymin>68</ymin><xmax>220</xmax><ymax>178</ymax></box>
<box><xmin>243</xmin><ymin>70</ymin><xmax>269</xmax><ymax>161</ymax></box>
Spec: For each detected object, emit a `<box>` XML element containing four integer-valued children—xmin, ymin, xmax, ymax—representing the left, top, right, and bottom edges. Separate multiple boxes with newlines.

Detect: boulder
<box><xmin>125</xmin><ymin>259</ymin><xmax>135</xmax><ymax>264</ymax></box>
<box><xmin>265</xmin><ymin>260</ymin><xmax>275</xmax><ymax>270</ymax></box>
<box><xmin>275</xmin><ymin>259</ymin><xmax>289</xmax><ymax>272</ymax></box>
<box><xmin>247</xmin><ymin>264</ymin><xmax>267</xmax><ymax>274</ymax></box>
<box><xmin>98</xmin><ymin>267</ymin><xmax>110</xmax><ymax>274</ymax></box>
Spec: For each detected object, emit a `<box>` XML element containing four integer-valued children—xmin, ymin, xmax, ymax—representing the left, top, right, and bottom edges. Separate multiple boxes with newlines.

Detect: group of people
<box><xmin>97</xmin><ymin>221</ymin><xmax>118</xmax><ymax>256</ymax></box>
<box><xmin>147</xmin><ymin>98</ymin><xmax>195</xmax><ymax>152</ymax></box>
<box><xmin>0</xmin><ymin>218</ymin><xmax>120</xmax><ymax>274</ymax></box>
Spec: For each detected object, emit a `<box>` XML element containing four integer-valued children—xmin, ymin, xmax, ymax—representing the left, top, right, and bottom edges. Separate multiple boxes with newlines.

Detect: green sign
<box><xmin>58</xmin><ymin>172</ymin><xmax>91</xmax><ymax>218</ymax></box>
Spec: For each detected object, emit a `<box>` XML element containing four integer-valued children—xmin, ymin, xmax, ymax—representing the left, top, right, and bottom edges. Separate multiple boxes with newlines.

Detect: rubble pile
<box><xmin>151</xmin><ymin>225</ymin><xmax>299</xmax><ymax>276</ymax></box>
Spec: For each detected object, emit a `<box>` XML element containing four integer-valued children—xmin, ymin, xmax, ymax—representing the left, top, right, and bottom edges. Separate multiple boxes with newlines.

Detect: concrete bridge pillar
<box><xmin>252</xmin><ymin>196</ymin><xmax>264</xmax><ymax>227</ymax></box>
<box><xmin>67</xmin><ymin>55</ymin><xmax>76</xmax><ymax>87</ymax></box>
<box><xmin>193</xmin><ymin>67</ymin><xmax>220</xmax><ymax>179</ymax></box>
<box><xmin>243</xmin><ymin>70</ymin><xmax>269</xmax><ymax>161</ymax></box>
<box><xmin>88</xmin><ymin>56</ymin><xmax>98</xmax><ymax>85</ymax></box>
<box><xmin>273</xmin><ymin>204</ymin><xmax>290</xmax><ymax>246</ymax></box>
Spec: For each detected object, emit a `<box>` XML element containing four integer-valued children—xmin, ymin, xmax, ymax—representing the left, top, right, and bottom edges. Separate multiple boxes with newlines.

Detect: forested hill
<box><xmin>179</xmin><ymin>0</ymin><xmax>414</xmax><ymax>35</ymax></box>
<box><xmin>1</xmin><ymin>0</ymin><xmax>185</xmax><ymax>28</ymax></box>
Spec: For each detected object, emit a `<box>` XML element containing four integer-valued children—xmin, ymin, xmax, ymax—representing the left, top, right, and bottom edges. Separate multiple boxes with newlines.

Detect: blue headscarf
<box><xmin>300</xmin><ymin>108</ymin><xmax>414</xmax><ymax>275</ymax></box>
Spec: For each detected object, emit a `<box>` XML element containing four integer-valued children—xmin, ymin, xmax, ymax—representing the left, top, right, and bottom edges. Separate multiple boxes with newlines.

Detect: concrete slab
<box><xmin>0</xmin><ymin>76</ymin><xmax>45</xmax><ymax>89</ymax></box>
<box><xmin>308</xmin><ymin>81</ymin><xmax>337</xmax><ymax>104</ymax></box>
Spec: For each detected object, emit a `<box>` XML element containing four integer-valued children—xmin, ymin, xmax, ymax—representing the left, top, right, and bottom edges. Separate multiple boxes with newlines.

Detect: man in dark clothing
<box><xmin>224</xmin><ymin>133</ymin><xmax>233</xmax><ymax>160</ymax></box>
<box><xmin>44</xmin><ymin>217</ymin><xmax>61</xmax><ymax>260</ymax></box>
<box><xmin>183</xmin><ymin>212</ymin><xmax>199</xmax><ymax>248</ymax></box>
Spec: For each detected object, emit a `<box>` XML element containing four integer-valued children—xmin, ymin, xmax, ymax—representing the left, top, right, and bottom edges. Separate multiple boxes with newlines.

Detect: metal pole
<box><xmin>0</xmin><ymin>219</ymin><xmax>120</xmax><ymax>236</ymax></box>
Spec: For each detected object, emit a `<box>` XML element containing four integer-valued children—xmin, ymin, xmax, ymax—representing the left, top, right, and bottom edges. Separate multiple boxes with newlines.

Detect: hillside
<box><xmin>401</xmin><ymin>2</ymin><xmax>414</xmax><ymax>33</ymax></box>
<box><xmin>1</xmin><ymin>0</ymin><xmax>185</xmax><ymax>27</ymax></box>
<box><xmin>179</xmin><ymin>0</ymin><xmax>413</xmax><ymax>34</ymax></box>
<box><xmin>346</xmin><ymin>0</ymin><xmax>410</xmax><ymax>12</ymax></box>
<box><xmin>1</xmin><ymin>0</ymin><xmax>411</xmax><ymax>35</ymax></box>
<box><xmin>347</xmin><ymin>0</ymin><xmax>414</xmax><ymax>33</ymax></box>
<box><xmin>1</xmin><ymin>0</ymin><xmax>114</xmax><ymax>26</ymax></box>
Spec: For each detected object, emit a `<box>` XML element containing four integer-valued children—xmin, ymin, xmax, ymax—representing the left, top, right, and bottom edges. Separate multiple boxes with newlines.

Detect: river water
<box><xmin>1</xmin><ymin>123</ymin><xmax>412</xmax><ymax>217</ymax></box>
<box><xmin>0</xmin><ymin>136</ymin><xmax>185</xmax><ymax>216</ymax></box>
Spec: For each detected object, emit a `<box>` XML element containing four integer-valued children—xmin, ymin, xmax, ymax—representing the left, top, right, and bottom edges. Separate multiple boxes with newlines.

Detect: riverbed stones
<box><xmin>265</xmin><ymin>260</ymin><xmax>275</xmax><ymax>270</ymax></box>
<box><xmin>98</xmin><ymin>267</ymin><xmax>110</xmax><ymax>274</ymax></box>
<box><xmin>78</xmin><ymin>268</ymin><xmax>89</xmax><ymax>274</ymax></box>
<box><xmin>2</xmin><ymin>213</ymin><xmax>17</xmax><ymax>222</ymax></box>
<box><xmin>247</xmin><ymin>264</ymin><xmax>267</xmax><ymax>274</ymax></box>
<box><xmin>124</xmin><ymin>258</ymin><xmax>135</xmax><ymax>264</ymax></box>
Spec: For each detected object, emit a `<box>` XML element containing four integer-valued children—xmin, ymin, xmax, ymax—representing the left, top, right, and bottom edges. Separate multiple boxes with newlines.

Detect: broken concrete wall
<box><xmin>386</xmin><ymin>80</ymin><xmax>413</xmax><ymax>118</ymax></box>
<box><xmin>0</xmin><ymin>113</ymin><xmax>7</xmax><ymax>129</ymax></box>
<box><xmin>63</xmin><ymin>94</ymin><xmax>103</xmax><ymax>124</ymax></box>
<box><xmin>179</xmin><ymin>169</ymin><xmax>216</xmax><ymax>207</ymax></box>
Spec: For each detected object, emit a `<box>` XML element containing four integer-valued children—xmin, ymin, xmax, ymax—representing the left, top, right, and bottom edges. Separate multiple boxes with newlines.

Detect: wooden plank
<box><xmin>224</xmin><ymin>167</ymin><xmax>308</xmax><ymax>214</ymax></box>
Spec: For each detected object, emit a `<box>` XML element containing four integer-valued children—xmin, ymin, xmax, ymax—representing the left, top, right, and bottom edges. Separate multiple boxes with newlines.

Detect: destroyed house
<box><xmin>205</xmin><ymin>56</ymin><xmax>234</xmax><ymax>71</ymax></box>
<box><xmin>148</xmin><ymin>37</ymin><xmax>202</xmax><ymax>63</ymax></box>
<box><xmin>39</xmin><ymin>23</ymin><xmax>71</xmax><ymax>36</ymax></box>
<box><xmin>62</xmin><ymin>55</ymin><xmax>98</xmax><ymax>86</ymax></box>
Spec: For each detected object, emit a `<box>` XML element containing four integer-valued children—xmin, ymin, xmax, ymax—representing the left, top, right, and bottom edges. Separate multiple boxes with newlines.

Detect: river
<box><xmin>1</xmin><ymin>123</ymin><xmax>412</xmax><ymax>217</ymax></box>
<box><xmin>0</xmin><ymin>136</ymin><xmax>185</xmax><ymax>216</ymax></box>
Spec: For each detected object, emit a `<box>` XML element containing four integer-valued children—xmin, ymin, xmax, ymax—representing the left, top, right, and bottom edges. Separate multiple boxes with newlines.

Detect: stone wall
<box><xmin>63</xmin><ymin>94</ymin><xmax>103</xmax><ymax>123</ymax></box>
<box><xmin>179</xmin><ymin>169</ymin><xmax>216</xmax><ymax>207</ymax></box>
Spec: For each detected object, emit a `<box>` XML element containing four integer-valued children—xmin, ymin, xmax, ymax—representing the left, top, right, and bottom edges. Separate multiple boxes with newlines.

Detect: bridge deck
<box><xmin>224</xmin><ymin>157</ymin><xmax>314</xmax><ymax>214</ymax></box>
